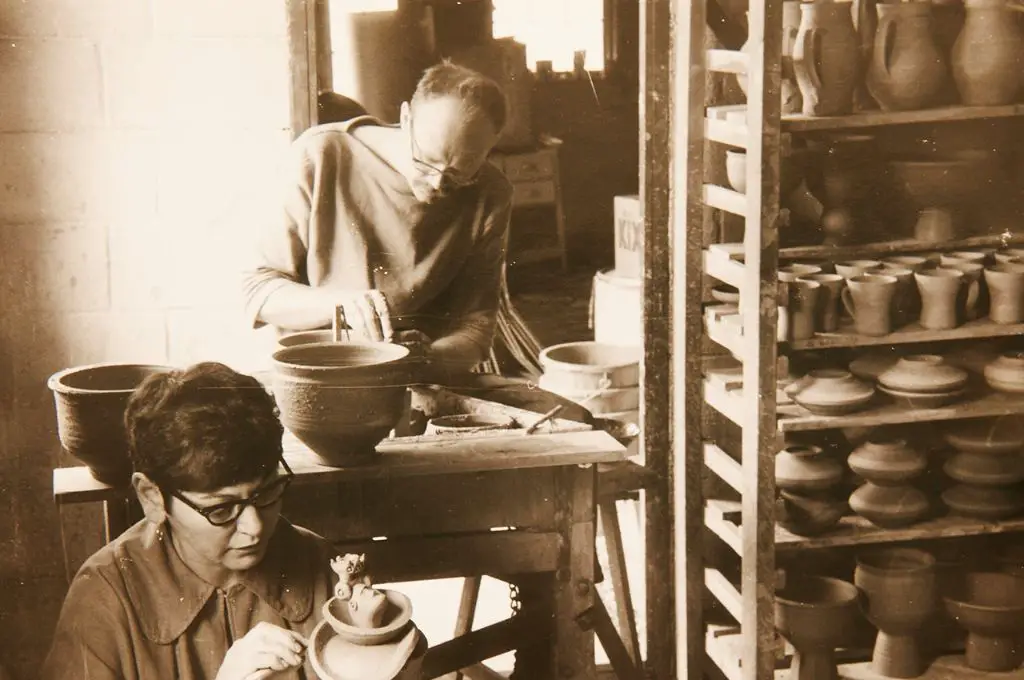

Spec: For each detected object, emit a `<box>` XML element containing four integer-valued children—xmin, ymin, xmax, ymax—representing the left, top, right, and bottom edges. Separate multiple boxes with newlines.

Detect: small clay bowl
<box><xmin>321</xmin><ymin>590</ymin><xmax>413</xmax><ymax>646</ymax></box>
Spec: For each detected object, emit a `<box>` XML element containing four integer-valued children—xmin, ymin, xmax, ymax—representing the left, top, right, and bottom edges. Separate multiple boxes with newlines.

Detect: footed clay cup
<box><xmin>775</xmin><ymin>576</ymin><xmax>860</xmax><ymax>680</ymax></box>
<box><xmin>984</xmin><ymin>263</ymin><xmax>1024</xmax><ymax>324</ymax></box>
<box><xmin>855</xmin><ymin>548</ymin><xmax>937</xmax><ymax>679</ymax></box>
<box><xmin>944</xmin><ymin>572</ymin><xmax>1024</xmax><ymax>672</ymax></box>
<box><xmin>48</xmin><ymin>363</ymin><xmax>173</xmax><ymax>485</ymax></box>
<box><xmin>271</xmin><ymin>342</ymin><xmax>414</xmax><ymax>467</ymax></box>
<box><xmin>798</xmin><ymin>273</ymin><xmax>845</xmax><ymax>333</ymax></box>
<box><xmin>915</xmin><ymin>267</ymin><xmax>978</xmax><ymax>330</ymax></box>
<box><xmin>322</xmin><ymin>590</ymin><xmax>413</xmax><ymax>646</ymax></box>
<box><xmin>842</xmin><ymin>274</ymin><xmax>898</xmax><ymax>336</ymax></box>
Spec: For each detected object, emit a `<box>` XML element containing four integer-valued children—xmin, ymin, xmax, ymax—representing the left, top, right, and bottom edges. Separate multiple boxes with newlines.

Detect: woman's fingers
<box><xmin>337</xmin><ymin>291</ymin><xmax>392</xmax><ymax>342</ymax></box>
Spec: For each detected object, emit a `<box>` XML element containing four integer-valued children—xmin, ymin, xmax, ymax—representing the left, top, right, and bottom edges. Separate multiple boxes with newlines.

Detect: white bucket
<box><xmin>590</xmin><ymin>268</ymin><xmax>642</xmax><ymax>347</ymax></box>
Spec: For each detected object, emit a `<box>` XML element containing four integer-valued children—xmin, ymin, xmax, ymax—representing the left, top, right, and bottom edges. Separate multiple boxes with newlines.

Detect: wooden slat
<box><xmin>790</xmin><ymin>318</ymin><xmax>1024</xmax><ymax>350</ymax></box>
<box><xmin>422</xmin><ymin>614</ymin><xmax>539</xmax><ymax>679</ymax></box>
<box><xmin>639</xmin><ymin>0</ymin><xmax>676</xmax><ymax>676</ymax></box>
<box><xmin>776</xmin><ymin>233</ymin><xmax>1024</xmax><ymax>262</ymax></box>
<box><xmin>705</xmin><ymin>308</ymin><xmax>745</xmax><ymax>358</ymax></box>
<box><xmin>704</xmin><ymin>443</ymin><xmax>742</xmax><ymax>493</ymax></box>
<box><xmin>706</xmin><ymin>117</ymin><xmax>749</xmax><ymax>148</ymax></box>
<box><xmin>704</xmin><ymin>246</ymin><xmax>747</xmax><ymax>289</ymax></box>
<box><xmin>286</xmin><ymin>0</ymin><xmax>319</xmax><ymax>137</ymax></box>
<box><xmin>703</xmin><ymin>184</ymin><xmax>748</xmax><ymax>216</ymax></box>
<box><xmin>783</xmin><ymin>102</ymin><xmax>1024</xmax><ymax>132</ymax></box>
<box><xmin>702</xmin><ymin>377</ymin><xmax>746</xmax><ymax>428</ymax></box>
<box><xmin>704</xmin><ymin>568</ymin><xmax>743</xmax><ymax>624</ymax></box>
<box><xmin>706</xmin><ymin>48</ymin><xmax>748</xmax><ymax>74</ymax></box>
<box><xmin>704</xmin><ymin>501</ymin><xmax>742</xmax><ymax>555</ymax></box>
<box><xmin>53</xmin><ymin>430</ymin><xmax>626</xmax><ymax>505</ymax></box>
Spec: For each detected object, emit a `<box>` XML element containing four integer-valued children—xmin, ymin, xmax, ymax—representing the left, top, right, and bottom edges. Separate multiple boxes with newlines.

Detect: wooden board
<box><xmin>782</xmin><ymin>102</ymin><xmax>1024</xmax><ymax>132</ymax></box>
<box><xmin>53</xmin><ymin>429</ymin><xmax>626</xmax><ymax>504</ymax></box>
<box><xmin>789</xmin><ymin>318</ymin><xmax>1024</xmax><ymax>350</ymax></box>
<box><xmin>839</xmin><ymin>655</ymin><xmax>1024</xmax><ymax>679</ymax></box>
<box><xmin>407</xmin><ymin>384</ymin><xmax>591</xmax><ymax>436</ymax></box>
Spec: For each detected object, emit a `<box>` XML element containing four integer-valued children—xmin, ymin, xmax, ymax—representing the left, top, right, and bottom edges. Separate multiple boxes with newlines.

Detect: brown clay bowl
<box><xmin>775</xmin><ymin>576</ymin><xmax>860</xmax><ymax>657</ymax></box>
<box><xmin>271</xmin><ymin>342</ymin><xmax>415</xmax><ymax>467</ymax></box>
<box><xmin>48</xmin><ymin>363</ymin><xmax>173</xmax><ymax>485</ymax></box>
<box><xmin>276</xmin><ymin>329</ymin><xmax>336</xmax><ymax>349</ymax></box>
<box><xmin>944</xmin><ymin>572</ymin><xmax>1024</xmax><ymax>672</ymax></box>
<box><xmin>321</xmin><ymin>589</ymin><xmax>413</xmax><ymax>646</ymax></box>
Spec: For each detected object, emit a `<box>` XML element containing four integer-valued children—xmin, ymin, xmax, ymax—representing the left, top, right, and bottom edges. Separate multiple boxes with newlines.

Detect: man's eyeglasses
<box><xmin>408</xmin><ymin>118</ymin><xmax>480</xmax><ymax>189</ymax></box>
<box><xmin>167</xmin><ymin>458</ymin><xmax>295</xmax><ymax>527</ymax></box>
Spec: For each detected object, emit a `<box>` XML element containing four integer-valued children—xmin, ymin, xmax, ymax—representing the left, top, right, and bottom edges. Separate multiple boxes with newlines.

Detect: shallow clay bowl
<box><xmin>774</xmin><ymin>576</ymin><xmax>860</xmax><ymax>649</ymax></box>
<box><xmin>942</xmin><ymin>417</ymin><xmax>1024</xmax><ymax>455</ymax></box>
<box><xmin>877</xmin><ymin>384</ymin><xmax>967</xmax><ymax>409</ymax></box>
<box><xmin>271</xmin><ymin>342</ymin><xmax>414</xmax><ymax>467</ymax></box>
<box><xmin>321</xmin><ymin>590</ymin><xmax>413</xmax><ymax>646</ymax></box>
<box><xmin>48</xmin><ymin>363</ymin><xmax>173</xmax><ymax>485</ymax></box>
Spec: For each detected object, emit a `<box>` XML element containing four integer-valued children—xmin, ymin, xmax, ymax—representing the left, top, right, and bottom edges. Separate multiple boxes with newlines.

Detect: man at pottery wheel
<box><xmin>241</xmin><ymin>60</ymin><xmax>513</xmax><ymax>383</ymax></box>
<box><xmin>42</xmin><ymin>363</ymin><xmax>340</xmax><ymax>680</ymax></box>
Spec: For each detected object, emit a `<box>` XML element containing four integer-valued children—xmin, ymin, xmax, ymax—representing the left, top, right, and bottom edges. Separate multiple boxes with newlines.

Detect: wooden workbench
<box><xmin>53</xmin><ymin>428</ymin><xmax>627</xmax><ymax>680</ymax></box>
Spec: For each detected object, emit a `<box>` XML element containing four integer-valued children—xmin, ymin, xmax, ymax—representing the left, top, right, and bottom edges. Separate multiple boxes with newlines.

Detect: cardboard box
<box><xmin>614</xmin><ymin>195</ymin><xmax>643</xmax><ymax>278</ymax></box>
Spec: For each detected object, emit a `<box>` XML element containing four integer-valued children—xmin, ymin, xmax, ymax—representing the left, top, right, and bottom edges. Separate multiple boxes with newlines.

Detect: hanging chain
<box><xmin>508</xmin><ymin>581</ymin><xmax>522</xmax><ymax>616</ymax></box>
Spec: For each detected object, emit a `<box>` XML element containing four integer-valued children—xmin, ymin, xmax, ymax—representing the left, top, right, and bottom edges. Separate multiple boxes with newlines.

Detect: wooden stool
<box><xmin>451</xmin><ymin>460</ymin><xmax>655</xmax><ymax>680</ymax></box>
<box><xmin>490</xmin><ymin>136</ymin><xmax>569</xmax><ymax>273</ymax></box>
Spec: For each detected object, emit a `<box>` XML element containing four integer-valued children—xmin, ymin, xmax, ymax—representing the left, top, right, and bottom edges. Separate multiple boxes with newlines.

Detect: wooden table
<box><xmin>53</xmin><ymin>429</ymin><xmax>626</xmax><ymax>680</ymax></box>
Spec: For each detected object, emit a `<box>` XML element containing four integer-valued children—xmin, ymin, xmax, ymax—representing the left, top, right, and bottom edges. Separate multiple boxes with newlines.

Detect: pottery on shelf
<box><xmin>942</xmin><ymin>483</ymin><xmax>1024</xmax><ymax>520</ymax></box>
<box><xmin>776</xmin><ymin>445</ymin><xmax>846</xmax><ymax>492</ymax></box>
<box><xmin>984</xmin><ymin>263</ymin><xmax>1024</xmax><ymax>324</ymax></box>
<box><xmin>855</xmin><ymin>548</ymin><xmax>937</xmax><ymax>679</ymax></box>
<box><xmin>951</xmin><ymin>0</ymin><xmax>1024</xmax><ymax>106</ymax></box>
<box><xmin>877</xmin><ymin>384</ymin><xmax>968</xmax><ymax>409</ymax></box>
<box><xmin>778</xmin><ymin>490</ymin><xmax>848</xmax><ymax>536</ymax></box>
<box><xmin>848</xmin><ymin>437</ymin><xmax>928</xmax><ymax>485</ymax></box>
<box><xmin>798</xmin><ymin>273</ymin><xmax>845</xmax><ymax>333</ymax></box>
<box><xmin>774</xmin><ymin>576</ymin><xmax>860</xmax><ymax>680</ymax></box>
<box><xmin>984</xmin><ymin>351</ymin><xmax>1024</xmax><ymax>393</ymax></box>
<box><xmin>786</xmin><ymin>369</ymin><xmax>876</xmax><ymax>416</ymax></box>
<box><xmin>877</xmin><ymin>354</ymin><xmax>969</xmax><ymax>394</ymax></box>
<box><xmin>944</xmin><ymin>451</ymin><xmax>1024</xmax><ymax>486</ymax></box>
<box><xmin>848</xmin><ymin>350</ymin><xmax>903</xmax><ymax>382</ymax></box>
<box><xmin>834</xmin><ymin>259</ymin><xmax>883</xmax><ymax>279</ymax></box>
<box><xmin>849</xmin><ymin>482</ymin><xmax>930</xmax><ymax>528</ymax></box>
<box><xmin>736</xmin><ymin>1</ymin><xmax>804</xmax><ymax>114</ymax></box>
<box><xmin>944</xmin><ymin>572</ymin><xmax>1024</xmax><ymax>672</ymax></box>
<box><xmin>48</xmin><ymin>363</ymin><xmax>174</xmax><ymax>485</ymax></box>
<box><xmin>866</xmin><ymin>1</ymin><xmax>948</xmax><ymax>112</ymax></box>
<box><xmin>792</xmin><ymin>1</ymin><xmax>861</xmax><ymax>117</ymax></box>
<box><xmin>271</xmin><ymin>342</ymin><xmax>415</xmax><ymax>467</ymax></box>
<box><xmin>888</xmin><ymin>155</ymin><xmax>991</xmax><ymax>242</ymax></box>
<box><xmin>942</xmin><ymin>417</ymin><xmax>1024</xmax><ymax>454</ymax></box>
<box><xmin>842</xmin><ymin>273</ymin><xmax>899</xmax><ymax>336</ymax></box>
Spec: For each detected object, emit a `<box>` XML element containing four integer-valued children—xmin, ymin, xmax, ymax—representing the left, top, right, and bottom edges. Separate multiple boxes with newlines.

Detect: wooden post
<box><xmin>287</xmin><ymin>0</ymin><xmax>333</xmax><ymax>137</ymax></box>
<box><xmin>639</xmin><ymin>0</ymin><xmax>675</xmax><ymax>678</ymax></box>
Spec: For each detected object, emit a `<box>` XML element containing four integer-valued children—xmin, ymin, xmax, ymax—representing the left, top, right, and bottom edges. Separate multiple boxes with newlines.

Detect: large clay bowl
<box><xmin>48</xmin><ymin>363</ymin><xmax>173</xmax><ymax>485</ymax></box>
<box><xmin>271</xmin><ymin>342</ymin><xmax>414</xmax><ymax>467</ymax></box>
<box><xmin>775</xmin><ymin>576</ymin><xmax>860</xmax><ymax>680</ymax></box>
<box><xmin>321</xmin><ymin>589</ymin><xmax>413</xmax><ymax>646</ymax></box>
<box><xmin>944</xmin><ymin>572</ymin><xmax>1024</xmax><ymax>672</ymax></box>
<box><xmin>538</xmin><ymin>341</ymin><xmax>640</xmax><ymax>392</ymax></box>
<box><xmin>888</xmin><ymin>156</ymin><xmax>988</xmax><ymax>209</ymax></box>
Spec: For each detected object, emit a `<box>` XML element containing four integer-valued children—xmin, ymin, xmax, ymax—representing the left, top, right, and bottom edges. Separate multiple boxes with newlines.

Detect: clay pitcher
<box><xmin>792</xmin><ymin>2</ymin><xmax>861</xmax><ymax>116</ymax></box>
<box><xmin>867</xmin><ymin>2</ymin><xmax>949</xmax><ymax>111</ymax></box>
<box><xmin>853</xmin><ymin>0</ymin><xmax>880</xmax><ymax>108</ymax></box>
<box><xmin>951</xmin><ymin>0</ymin><xmax>1024</xmax><ymax>105</ymax></box>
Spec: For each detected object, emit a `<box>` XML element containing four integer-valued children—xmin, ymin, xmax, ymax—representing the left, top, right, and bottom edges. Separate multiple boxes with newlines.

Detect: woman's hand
<box><xmin>216</xmin><ymin>622</ymin><xmax>307</xmax><ymax>680</ymax></box>
<box><xmin>332</xmin><ymin>290</ymin><xmax>394</xmax><ymax>342</ymax></box>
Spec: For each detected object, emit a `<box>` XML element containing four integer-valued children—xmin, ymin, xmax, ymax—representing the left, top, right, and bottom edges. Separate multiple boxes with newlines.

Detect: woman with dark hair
<box><xmin>42</xmin><ymin>362</ymin><xmax>334</xmax><ymax>680</ymax></box>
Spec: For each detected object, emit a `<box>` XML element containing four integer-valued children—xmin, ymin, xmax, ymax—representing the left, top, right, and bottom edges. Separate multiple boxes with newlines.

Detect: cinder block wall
<box><xmin>0</xmin><ymin>3</ymin><xmax>293</xmax><ymax>676</ymax></box>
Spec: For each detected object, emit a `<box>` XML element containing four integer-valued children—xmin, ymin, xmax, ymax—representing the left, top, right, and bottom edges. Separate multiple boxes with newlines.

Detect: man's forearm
<box><xmin>256</xmin><ymin>280</ymin><xmax>336</xmax><ymax>332</ymax></box>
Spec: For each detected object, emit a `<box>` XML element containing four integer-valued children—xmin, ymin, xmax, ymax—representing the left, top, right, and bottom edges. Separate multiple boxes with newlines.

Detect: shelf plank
<box><xmin>705</xmin><ymin>116</ymin><xmax>748</xmax><ymax>148</ymax></box>
<box><xmin>776</xmin><ymin>234</ymin><xmax>1024</xmax><ymax>262</ymax></box>
<box><xmin>789</xmin><ymin>318</ymin><xmax>1024</xmax><ymax>350</ymax></box>
<box><xmin>839</xmin><ymin>655</ymin><xmax>1024</xmax><ymax>679</ymax></box>
<box><xmin>704</xmin><ymin>246</ymin><xmax>747</xmax><ymax>289</ymax></box>
<box><xmin>782</xmin><ymin>103</ymin><xmax>1024</xmax><ymax>132</ymax></box>
<box><xmin>703</xmin><ymin>377</ymin><xmax>746</xmax><ymax>429</ymax></box>
<box><xmin>704</xmin><ymin>443</ymin><xmax>743</xmax><ymax>494</ymax></box>
<box><xmin>777</xmin><ymin>387</ymin><xmax>1024</xmax><ymax>432</ymax></box>
<box><xmin>777</xmin><ymin>512</ymin><xmax>1024</xmax><ymax>551</ymax></box>
<box><xmin>707</xmin><ymin>48</ymin><xmax>749</xmax><ymax>74</ymax></box>
<box><xmin>704</xmin><ymin>183</ymin><xmax>748</xmax><ymax>216</ymax></box>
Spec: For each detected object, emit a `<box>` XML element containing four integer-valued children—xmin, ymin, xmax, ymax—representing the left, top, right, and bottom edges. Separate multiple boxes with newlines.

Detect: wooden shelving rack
<box><xmin>662</xmin><ymin>1</ymin><xmax>1024</xmax><ymax>679</ymax></box>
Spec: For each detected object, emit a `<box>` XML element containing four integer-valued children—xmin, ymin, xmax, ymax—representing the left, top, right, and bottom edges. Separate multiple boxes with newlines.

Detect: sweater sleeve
<box><xmin>41</xmin><ymin>569</ymin><xmax>135</xmax><ymax>680</ymax></box>
<box><xmin>432</xmin><ymin>190</ymin><xmax>512</xmax><ymax>366</ymax></box>
<box><xmin>240</xmin><ymin>137</ymin><xmax>316</xmax><ymax>329</ymax></box>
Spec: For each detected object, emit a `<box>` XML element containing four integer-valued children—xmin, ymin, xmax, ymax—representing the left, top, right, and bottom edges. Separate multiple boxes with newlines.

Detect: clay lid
<box><xmin>878</xmin><ymin>355</ymin><xmax>968</xmax><ymax>394</ymax></box>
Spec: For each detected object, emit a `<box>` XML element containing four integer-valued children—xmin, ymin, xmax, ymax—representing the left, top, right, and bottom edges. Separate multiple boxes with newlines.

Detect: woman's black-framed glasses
<box><xmin>408</xmin><ymin>117</ymin><xmax>480</xmax><ymax>189</ymax></box>
<box><xmin>168</xmin><ymin>458</ymin><xmax>295</xmax><ymax>527</ymax></box>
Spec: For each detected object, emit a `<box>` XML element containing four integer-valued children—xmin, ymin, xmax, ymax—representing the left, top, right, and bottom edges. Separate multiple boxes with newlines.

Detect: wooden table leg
<box><xmin>551</xmin><ymin>465</ymin><xmax>597</xmax><ymax>680</ymax></box>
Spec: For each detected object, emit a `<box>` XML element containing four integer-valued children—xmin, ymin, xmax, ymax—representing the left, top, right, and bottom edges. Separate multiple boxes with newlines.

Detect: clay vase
<box><xmin>856</xmin><ymin>549</ymin><xmax>937</xmax><ymax>678</ymax></box>
<box><xmin>915</xmin><ymin>267</ymin><xmax>978</xmax><ymax>330</ymax></box>
<box><xmin>951</xmin><ymin>0</ymin><xmax>1024</xmax><ymax>106</ymax></box>
<box><xmin>842</xmin><ymin>273</ymin><xmax>899</xmax><ymax>336</ymax></box>
<box><xmin>775</xmin><ymin>576</ymin><xmax>861</xmax><ymax>680</ymax></box>
<box><xmin>792</xmin><ymin>1</ymin><xmax>861</xmax><ymax>116</ymax></box>
<box><xmin>737</xmin><ymin>2</ymin><xmax>804</xmax><ymax>114</ymax></box>
<box><xmin>866</xmin><ymin>2</ymin><xmax>949</xmax><ymax>111</ymax></box>
<box><xmin>799</xmin><ymin>273</ymin><xmax>845</xmax><ymax>332</ymax></box>
<box><xmin>984</xmin><ymin>263</ymin><xmax>1024</xmax><ymax>324</ymax></box>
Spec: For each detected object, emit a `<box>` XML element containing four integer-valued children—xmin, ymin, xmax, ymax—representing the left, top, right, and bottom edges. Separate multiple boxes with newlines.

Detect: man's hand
<box><xmin>333</xmin><ymin>290</ymin><xmax>394</xmax><ymax>342</ymax></box>
<box><xmin>216</xmin><ymin>622</ymin><xmax>307</xmax><ymax>680</ymax></box>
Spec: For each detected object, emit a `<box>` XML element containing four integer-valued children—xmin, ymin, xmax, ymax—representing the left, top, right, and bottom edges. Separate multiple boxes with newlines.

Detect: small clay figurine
<box><xmin>347</xmin><ymin>582</ymin><xmax>390</xmax><ymax>629</ymax></box>
<box><xmin>330</xmin><ymin>553</ymin><xmax>372</xmax><ymax>601</ymax></box>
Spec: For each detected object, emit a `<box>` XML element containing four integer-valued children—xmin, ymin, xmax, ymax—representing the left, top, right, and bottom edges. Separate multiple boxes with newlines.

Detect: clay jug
<box><xmin>853</xmin><ymin>0</ymin><xmax>881</xmax><ymax>108</ymax></box>
<box><xmin>792</xmin><ymin>2</ymin><xmax>861</xmax><ymax>116</ymax></box>
<box><xmin>737</xmin><ymin>2</ymin><xmax>804</xmax><ymax>114</ymax></box>
<box><xmin>951</xmin><ymin>0</ymin><xmax>1024</xmax><ymax>105</ymax></box>
<box><xmin>867</xmin><ymin>2</ymin><xmax>949</xmax><ymax>111</ymax></box>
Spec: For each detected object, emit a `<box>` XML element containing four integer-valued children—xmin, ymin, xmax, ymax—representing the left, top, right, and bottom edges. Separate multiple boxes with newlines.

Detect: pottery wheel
<box><xmin>309</xmin><ymin>619</ymin><xmax>423</xmax><ymax>680</ymax></box>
